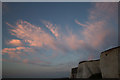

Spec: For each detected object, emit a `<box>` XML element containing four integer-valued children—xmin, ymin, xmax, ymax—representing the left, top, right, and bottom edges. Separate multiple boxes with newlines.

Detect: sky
<box><xmin>2</xmin><ymin>2</ymin><xmax>118</xmax><ymax>78</ymax></box>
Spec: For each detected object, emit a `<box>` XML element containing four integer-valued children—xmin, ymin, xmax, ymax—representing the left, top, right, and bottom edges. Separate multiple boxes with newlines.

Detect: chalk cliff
<box><xmin>76</xmin><ymin>60</ymin><xmax>100</xmax><ymax>78</ymax></box>
<box><xmin>100</xmin><ymin>46</ymin><xmax>120</xmax><ymax>78</ymax></box>
<box><xmin>70</xmin><ymin>46</ymin><xmax>120</xmax><ymax>78</ymax></box>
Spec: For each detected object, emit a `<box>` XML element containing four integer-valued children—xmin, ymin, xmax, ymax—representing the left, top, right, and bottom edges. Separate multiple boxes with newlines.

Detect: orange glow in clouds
<box><xmin>8</xmin><ymin>39</ymin><xmax>22</xmax><ymax>46</ymax></box>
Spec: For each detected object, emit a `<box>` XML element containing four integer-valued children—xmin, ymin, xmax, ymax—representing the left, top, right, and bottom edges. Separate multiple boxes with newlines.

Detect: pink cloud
<box><xmin>2</xmin><ymin>57</ymin><xmax>50</xmax><ymax>65</ymax></box>
<box><xmin>75</xmin><ymin>3</ymin><xmax>117</xmax><ymax>49</ymax></box>
<box><xmin>2</xmin><ymin>48</ymin><xmax>21</xmax><ymax>60</ymax></box>
<box><xmin>64</xmin><ymin>33</ymin><xmax>85</xmax><ymax>50</ymax></box>
<box><xmin>75</xmin><ymin>20</ymin><xmax>88</xmax><ymax>27</ymax></box>
<box><xmin>4</xmin><ymin>3</ymin><xmax>117</xmax><ymax>64</ymax></box>
<box><xmin>22</xmin><ymin>57</ymin><xmax>51</xmax><ymax>65</ymax></box>
<box><xmin>8</xmin><ymin>20</ymin><xmax>56</xmax><ymax>50</ymax></box>
<box><xmin>2</xmin><ymin>47</ymin><xmax>35</xmax><ymax>60</ymax></box>
<box><xmin>5</xmin><ymin>20</ymin><xmax>62</xmax><ymax>64</ymax></box>
<box><xmin>7</xmin><ymin>19</ymin><xmax>108</xmax><ymax>53</ymax></box>
<box><xmin>8</xmin><ymin>39</ymin><xmax>23</xmax><ymax>46</ymax></box>
<box><xmin>82</xmin><ymin>21</ymin><xmax>110</xmax><ymax>48</ymax></box>
<box><xmin>42</xmin><ymin>20</ymin><xmax>59</xmax><ymax>38</ymax></box>
<box><xmin>89</xmin><ymin>3</ymin><xmax>118</xmax><ymax>20</ymax></box>
<box><xmin>6</xmin><ymin>22</ymin><xmax>15</xmax><ymax>28</ymax></box>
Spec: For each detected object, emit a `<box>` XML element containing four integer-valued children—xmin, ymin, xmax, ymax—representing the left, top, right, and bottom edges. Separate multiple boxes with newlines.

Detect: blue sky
<box><xmin>2</xmin><ymin>2</ymin><xmax>118</xmax><ymax>78</ymax></box>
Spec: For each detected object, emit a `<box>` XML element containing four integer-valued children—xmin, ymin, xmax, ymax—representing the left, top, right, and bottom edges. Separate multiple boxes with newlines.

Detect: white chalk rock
<box><xmin>70</xmin><ymin>67</ymin><xmax>78</xmax><ymax>78</ymax></box>
<box><xmin>100</xmin><ymin>46</ymin><xmax>120</xmax><ymax>78</ymax></box>
<box><xmin>76</xmin><ymin>60</ymin><xmax>101</xmax><ymax>78</ymax></box>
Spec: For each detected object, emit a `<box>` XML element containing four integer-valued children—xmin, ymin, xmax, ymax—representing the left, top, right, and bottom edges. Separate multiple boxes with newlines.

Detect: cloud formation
<box><xmin>75</xmin><ymin>2</ymin><xmax>118</xmax><ymax>50</ymax></box>
<box><xmin>63</xmin><ymin>32</ymin><xmax>85</xmax><ymax>50</ymax></box>
<box><xmin>7</xmin><ymin>39</ymin><xmax>23</xmax><ymax>46</ymax></box>
<box><xmin>2</xmin><ymin>47</ymin><xmax>35</xmax><ymax>60</ymax></box>
<box><xmin>42</xmin><ymin>20</ymin><xmax>59</xmax><ymax>38</ymax></box>
<box><xmin>3</xmin><ymin>3</ymin><xmax>118</xmax><ymax>65</ymax></box>
<box><xmin>75</xmin><ymin>20</ymin><xmax>111</xmax><ymax>49</ymax></box>
<box><xmin>89</xmin><ymin>2</ymin><xmax>118</xmax><ymax>21</ymax></box>
<box><xmin>9</xmin><ymin>20</ymin><xmax>56</xmax><ymax>49</ymax></box>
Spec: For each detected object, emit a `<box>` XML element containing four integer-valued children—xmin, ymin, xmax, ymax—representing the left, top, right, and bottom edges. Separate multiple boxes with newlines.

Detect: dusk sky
<box><xmin>2</xmin><ymin>2</ymin><xmax>118</xmax><ymax>78</ymax></box>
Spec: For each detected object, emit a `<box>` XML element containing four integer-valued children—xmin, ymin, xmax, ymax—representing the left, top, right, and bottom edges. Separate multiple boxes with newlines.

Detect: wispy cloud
<box><xmin>3</xmin><ymin>3</ymin><xmax>118</xmax><ymax>65</ymax></box>
<box><xmin>63</xmin><ymin>32</ymin><xmax>85</xmax><ymax>50</ymax></box>
<box><xmin>75</xmin><ymin>2</ymin><xmax>117</xmax><ymax>50</ymax></box>
<box><xmin>42</xmin><ymin>20</ymin><xmax>59</xmax><ymax>38</ymax></box>
<box><xmin>10</xmin><ymin>20</ymin><xmax>56</xmax><ymax>49</ymax></box>
<box><xmin>22</xmin><ymin>58</ymin><xmax>51</xmax><ymax>65</ymax></box>
<box><xmin>3</xmin><ymin>20</ymin><xmax>60</xmax><ymax>65</ymax></box>
<box><xmin>75</xmin><ymin>20</ymin><xmax>88</xmax><ymax>27</ymax></box>
<box><xmin>89</xmin><ymin>2</ymin><xmax>118</xmax><ymax>21</ymax></box>
<box><xmin>2</xmin><ymin>47</ymin><xmax>35</xmax><ymax>60</ymax></box>
<box><xmin>81</xmin><ymin>20</ymin><xmax>110</xmax><ymax>48</ymax></box>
